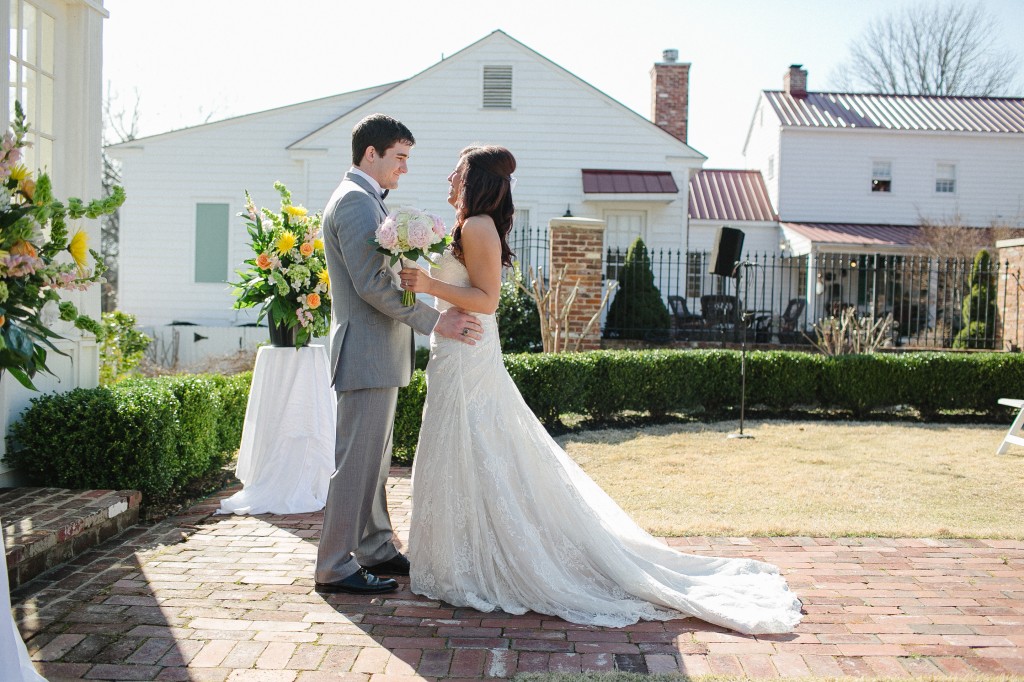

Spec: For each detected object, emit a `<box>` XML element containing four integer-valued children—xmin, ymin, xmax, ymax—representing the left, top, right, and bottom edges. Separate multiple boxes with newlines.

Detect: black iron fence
<box><xmin>503</xmin><ymin>226</ymin><xmax>1019</xmax><ymax>350</ymax></box>
<box><xmin>602</xmin><ymin>247</ymin><xmax>1019</xmax><ymax>350</ymax></box>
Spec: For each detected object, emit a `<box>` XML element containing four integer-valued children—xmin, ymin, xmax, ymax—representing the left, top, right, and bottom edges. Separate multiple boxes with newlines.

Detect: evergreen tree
<box><xmin>603</xmin><ymin>237</ymin><xmax>671</xmax><ymax>340</ymax></box>
<box><xmin>953</xmin><ymin>249</ymin><xmax>996</xmax><ymax>349</ymax></box>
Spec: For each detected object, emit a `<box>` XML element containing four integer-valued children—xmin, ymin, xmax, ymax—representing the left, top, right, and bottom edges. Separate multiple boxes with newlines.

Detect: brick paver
<box><xmin>9</xmin><ymin>467</ymin><xmax>1024</xmax><ymax>680</ymax></box>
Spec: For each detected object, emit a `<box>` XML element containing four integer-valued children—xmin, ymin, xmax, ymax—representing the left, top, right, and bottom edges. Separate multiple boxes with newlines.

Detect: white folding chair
<box><xmin>997</xmin><ymin>398</ymin><xmax>1024</xmax><ymax>455</ymax></box>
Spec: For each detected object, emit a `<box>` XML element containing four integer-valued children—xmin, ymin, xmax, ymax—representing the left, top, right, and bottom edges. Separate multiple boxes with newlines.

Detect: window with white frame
<box><xmin>8</xmin><ymin>0</ymin><xmax>56</xmax><ymax>173</ymax></box>
<box><xmin>871</xmin><ymin>161</ymin><xmax>892</xmax><ymax>192</ymax></box>
<box><xmin>935</xmin><ymin>163</ymin><xmax>956</xmax><ymax>194</ymax></box>
<box><xmin>685</xmin><ymin>252</ymin><xmax>704</xmax><ymax>298</ymax></box>
<box><xmin>482</xmin><ymin>65</ymin><xmax>512</xmax><ymax>109</ymax></box>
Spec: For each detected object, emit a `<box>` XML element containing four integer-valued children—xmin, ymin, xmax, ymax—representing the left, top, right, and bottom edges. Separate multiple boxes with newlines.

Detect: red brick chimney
<box><xmin>784</xmin><ymin>64</ymin><xmax>807</xmax><ymax>98</ymax></box>
<box><xmin>650</xmin><ymin>49</ymin><xmax>690</xmax><ymax>143</ymax></box>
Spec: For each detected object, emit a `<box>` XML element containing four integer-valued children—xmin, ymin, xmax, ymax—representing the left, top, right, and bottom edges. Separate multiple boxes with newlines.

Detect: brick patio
<box><xmin>9</xmin><ymin>467</ymin><xmax>1024</xmax><ymax>681</ymax></box>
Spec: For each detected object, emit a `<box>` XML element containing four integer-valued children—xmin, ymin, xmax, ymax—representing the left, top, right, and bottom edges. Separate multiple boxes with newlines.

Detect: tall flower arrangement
<box><xmin>0</xmin><ymin>102</ymin><xmax>123</xmax><ymax>390</ymax></box>
<box><xmin>232</xmin><ymin>181</ymin><xmax>330</xmax><ymax>348</ymax></box>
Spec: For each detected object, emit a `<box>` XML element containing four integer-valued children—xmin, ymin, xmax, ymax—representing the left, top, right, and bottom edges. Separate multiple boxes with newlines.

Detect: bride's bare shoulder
<box><xmin>460</xmin><ymin>215</ymin><xmax>500</xmax><ymax>244</ymax></box>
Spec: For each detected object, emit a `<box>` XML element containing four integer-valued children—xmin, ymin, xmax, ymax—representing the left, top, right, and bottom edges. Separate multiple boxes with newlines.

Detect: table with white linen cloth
<box><xmin>218</xmin><ymin>344</ymin><xmax>335</xmax><ymax>515</ymax></box>
<box><xmin>3</xmin><ymin>521</ymin><xmax>47</xmax><ymax>681</ymax></box>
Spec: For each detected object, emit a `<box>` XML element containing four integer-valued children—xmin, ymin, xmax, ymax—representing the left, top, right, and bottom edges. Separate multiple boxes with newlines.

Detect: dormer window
<box><xmin>871</xmin><ymin>161</ymin><xmax>892</xmax><ymax>193</ymax></box>
<box><xmin>482</xmin><ymin>65</ymin><xmax>512</xmax><ymax>109</ymax></box>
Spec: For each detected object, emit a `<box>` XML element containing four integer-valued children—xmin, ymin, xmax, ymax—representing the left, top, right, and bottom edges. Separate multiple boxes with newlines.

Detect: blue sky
<box><xmin>102</xmin><ymin>0</ymin><xmax>1024</xmax><ymax>168</ymax></box>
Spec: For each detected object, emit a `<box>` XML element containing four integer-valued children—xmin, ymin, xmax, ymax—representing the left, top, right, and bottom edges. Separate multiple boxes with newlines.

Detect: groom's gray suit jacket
<box><xmin>323</xmin><ymin>172</ymin><xmax>440</xmax><ymax>391</ymax></box>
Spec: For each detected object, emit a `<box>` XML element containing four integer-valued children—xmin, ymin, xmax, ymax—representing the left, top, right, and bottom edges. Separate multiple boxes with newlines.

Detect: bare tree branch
<box><xmin>832</xmin><ymin>1</ymin><xmax>1019</xmax><ymax>96</ymax></box>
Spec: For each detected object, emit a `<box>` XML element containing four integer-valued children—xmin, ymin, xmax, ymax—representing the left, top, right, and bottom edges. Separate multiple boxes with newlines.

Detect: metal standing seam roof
<box><xmin>781</xmin><ymin>221</ymin><xmax>925</xmax><ymax>247</ymax></box>
<box><xmin>763</xmin><ymin>91</ymin><xmax>1024</xmax><ymax>133</ymax></box>
<box><xmin>688</xmin><ymin>169</ymin><xmax>778</xmax><ymax>222</ymax></box>
<box><xmin>581</xmin><ymin>169</ymin><xmax>679</xmax><ymax>193</ymax></box>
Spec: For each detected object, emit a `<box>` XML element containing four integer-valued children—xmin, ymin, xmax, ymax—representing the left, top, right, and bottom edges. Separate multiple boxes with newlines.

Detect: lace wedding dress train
<box><xmin>409</xmin><ymin>251</ymin><xmax>802</xmax><ymax>634</ymax></box>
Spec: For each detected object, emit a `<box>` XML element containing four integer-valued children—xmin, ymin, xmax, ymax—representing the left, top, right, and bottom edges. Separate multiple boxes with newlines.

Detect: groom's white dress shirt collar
<box><xmin>350</xmin><ymin>167</ymin><xmax>386</xmax><ymax>198</ymax></box>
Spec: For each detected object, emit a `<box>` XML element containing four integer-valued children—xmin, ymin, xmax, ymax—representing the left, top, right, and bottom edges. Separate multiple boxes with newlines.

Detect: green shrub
<box><xmin>7</xmin><ymin>382</ymin><xmax>180</xmax><ymax>500</ymax></box>
<box><xmin>953</xmin><ymin>249</ymin><xmax>996</xmax><ymax>349</ymax></box>
<box><xmin>415</xmin><ymin>346</ymin><xmax>430</xmax><ymax>371</ymax></box>
<box><xmin>603</xmin><ymin>237</ymin><xmax>671</xmax><ymax>340</ymax></box>
<box><xmin>205</xmin><ymin>371</ymin><xmax>252</xmax><ymax>453</ymax></box>
<box><xmin>146</xmin><ymin>375</ymin><xmax>224</xmax><ymax>486</ymax></box>
<box><xmin>99</xmin><ymin>311</ymin><xmax>152</xmax><ymax>386</ymax></box>
<box><xmin>497</xmin><ymin>276</ymin><xmax>542</xmax><ymax>353</ymax></box>
<box><xmin>505</xmin><ymin>352</ymin><xmax>595</xmax><ymax>426</ymax></box>
<box><xmin>394</xmin><ymin>370</ymin><xmax>426</xmax><ymax>464</ymax></box>
<box><xmin>5</xmin><ymin>371</ymin><xmax>254</xmax><ymax>504</ymax></box>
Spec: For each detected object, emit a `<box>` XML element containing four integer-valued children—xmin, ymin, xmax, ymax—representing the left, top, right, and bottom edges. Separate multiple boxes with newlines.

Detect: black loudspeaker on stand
<box><xmin>709</xmin><ymin>226</ymin><xmax>754</xmax><ymax>440</ymax></box>
<box><xmin>710</xmin><ymin>226</ymin><xmax>745</xmax><ymax>278</ymax></box>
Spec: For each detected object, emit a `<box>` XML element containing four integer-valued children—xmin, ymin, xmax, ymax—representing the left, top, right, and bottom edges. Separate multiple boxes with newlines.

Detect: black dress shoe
<box><xmin>361</xmin><ymin>552</ymin><xmax>411</xmax><ymax>576</ymax></box>
<box><xmin>315</xmin><ymin>569</ymin><xmax>398</xmax><ymax>595</ymax></box>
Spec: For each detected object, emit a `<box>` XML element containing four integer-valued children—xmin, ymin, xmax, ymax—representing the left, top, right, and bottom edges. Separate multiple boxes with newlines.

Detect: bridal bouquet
<box><xmin>231</xmin><ymin>181</ymin><xmax>330</xmax><ymax>348</ymax></box>
<box><xmin>373</xmin><ymin>206</ymin><xmax>449</xmax><ymax>305</ymax></box>
<box><xmin>0</xmin><ymin>102</ymin><xmax>122</xmax><ymax>390</ymax></box>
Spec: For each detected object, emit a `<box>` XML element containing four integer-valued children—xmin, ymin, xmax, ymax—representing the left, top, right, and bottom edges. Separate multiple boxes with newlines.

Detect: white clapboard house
<box><xmin>730</xmin><ymin>65</ymin><xmax>1024</xmax><ymax>338</ymax></box>
<box><xmin>0</xmin><ymin>0</ymin><xmax>108</xmax><ymax>485</ymax></box>
<box><xmin>108</xmin><ymin>31</ymin><xmax>706</xmax><ymax>363</ymax></box>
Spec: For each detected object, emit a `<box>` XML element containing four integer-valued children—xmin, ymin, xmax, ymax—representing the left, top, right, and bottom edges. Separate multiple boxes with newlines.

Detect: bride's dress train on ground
<box><xmin>409</xmin><ymin>251</ymin><xmax>802</xmax><ymax>634</ymax></box>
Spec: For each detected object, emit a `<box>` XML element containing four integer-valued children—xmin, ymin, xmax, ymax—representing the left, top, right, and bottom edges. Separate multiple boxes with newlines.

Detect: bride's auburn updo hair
<box><xmin>452</xmin><ymin>145</ymin><xmax>516</xmax><ymax>268</ymax></box>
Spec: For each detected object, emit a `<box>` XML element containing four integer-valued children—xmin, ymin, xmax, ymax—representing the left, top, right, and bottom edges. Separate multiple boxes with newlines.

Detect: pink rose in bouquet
<box><xmin>372</xmin><ymin>206</ymin><xmax>450</xmax><ymax>305</ymax></box>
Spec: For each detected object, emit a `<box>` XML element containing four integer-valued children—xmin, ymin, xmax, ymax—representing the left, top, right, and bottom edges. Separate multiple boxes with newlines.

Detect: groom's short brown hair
<box><xmin>351</xmin><ymin>114</ymin><xmax>415</xmax><ymax>166</ymax></box>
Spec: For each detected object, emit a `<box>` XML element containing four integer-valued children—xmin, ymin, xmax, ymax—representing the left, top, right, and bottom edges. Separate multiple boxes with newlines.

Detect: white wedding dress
<box><xmin>3</xmin><ymin>523</ymin><xmax>47</xmax><ymax>681</ymax></box>
<box><xmin>409</xmin><ymin>251</ymin><xmax>802</xmax><ymax>634</ymax></box>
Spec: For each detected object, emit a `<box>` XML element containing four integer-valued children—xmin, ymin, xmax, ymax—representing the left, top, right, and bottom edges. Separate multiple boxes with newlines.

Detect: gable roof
<box><xmin>107</xmin><ymin>83</ymin><xmax>402</xmax><ymax>147</ymax></box>
<box><xmin>762</xmin><ymin>91</ymin><xmax>1024</xmax><ymax>134</ymax></box>
<box><xmin>287</xmin><ymin>30</ymin><xmax>703</xmax><ymax>157</ymax></box>
<box><xmin>688</xmin><ymin>169</ymin><xmax>777</xmax><ymax>222</ymax></box>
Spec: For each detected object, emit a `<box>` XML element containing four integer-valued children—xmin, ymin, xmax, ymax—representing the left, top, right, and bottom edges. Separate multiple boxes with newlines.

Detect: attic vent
<box><xmin>482</xmin><ymin>65</ymin><xmax>513</xmax><ymax>108</ymax></box>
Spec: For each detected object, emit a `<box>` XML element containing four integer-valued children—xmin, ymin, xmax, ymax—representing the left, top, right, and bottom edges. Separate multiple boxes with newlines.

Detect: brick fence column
<box><xmin>548</xmin><ymin>217</ymin><xmax>606</xmax><ymax>351</ymax></box>
<box><xmin>996</xmin><ymin>237</ymin><xmax>1024</xmax><ymax>352</ymax></box>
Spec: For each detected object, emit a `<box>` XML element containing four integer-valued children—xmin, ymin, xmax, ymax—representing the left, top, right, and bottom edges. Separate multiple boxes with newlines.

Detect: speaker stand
<box><xmin>728</xmin><ymin>265</ymin><xmax>754</xmax><ymax>440</ymax></box>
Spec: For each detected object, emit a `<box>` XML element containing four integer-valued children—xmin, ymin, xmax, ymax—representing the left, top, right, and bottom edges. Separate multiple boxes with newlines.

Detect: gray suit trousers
<box><xmin>315</xmin><ymin>386</ymin><xmax>400</xmax><ymax>583</ymax></box>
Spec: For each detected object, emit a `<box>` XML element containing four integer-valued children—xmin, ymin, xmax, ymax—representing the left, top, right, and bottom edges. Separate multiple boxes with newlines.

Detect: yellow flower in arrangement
<box><xmin>318</xmin><ymin>268</ymin><xmax>330</xmax><ymax>289</ymax></box>
<box><xmin>275</xmin><ymin>230</ymin><xmax>297</xmax><ymax>255</ymax></box>
<box><xmin>231</xmin><ymin>181</ymin><xmax>329</xmax><ymax>348</ymax></box>
<box><xmin>0</xmin><ymin>101</ymin><xmax>123</xmax><ymax>390</ymax></box>
<box><xmin>8</xmin><ymin>164</ymin><xmax>30</xmax><ymax>182</ymax></box>
<box><xmin>68</xmin><ymin>230</ymin><xmax>89</xmax><ymax>273</ymax></box>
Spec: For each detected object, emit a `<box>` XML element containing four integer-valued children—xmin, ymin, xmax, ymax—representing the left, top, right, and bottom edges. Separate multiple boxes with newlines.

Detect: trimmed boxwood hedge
<box><xmin>5</xmin><ymin>372</ymin><xmax>250</xmax><ymax>503</ymax></box>
<box><xmin>8</xmin><ymin>350</ymin><xmax>1023</xmax><ymax>479</ymax></box>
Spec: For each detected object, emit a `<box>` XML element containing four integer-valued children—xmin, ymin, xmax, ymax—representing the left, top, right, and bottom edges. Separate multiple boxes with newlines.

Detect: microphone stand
<box><xmin>728</xmin><ymin>261</ymin><xmax>755</xmax><ymax>440</ymax></box>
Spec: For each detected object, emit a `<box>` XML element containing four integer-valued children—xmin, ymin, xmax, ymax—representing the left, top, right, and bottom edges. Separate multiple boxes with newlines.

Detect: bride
<box><xmin>398</xmin><ymin>146</ymin><xmax>802</xmax><ymax>634</ymax></box>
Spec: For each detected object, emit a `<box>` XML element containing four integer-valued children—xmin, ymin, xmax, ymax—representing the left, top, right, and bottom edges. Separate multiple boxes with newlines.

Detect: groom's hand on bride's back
<box><xmin>435</xmin><ymin>308</ymin><xmax>483</xmax><ymax>344</ymax></box>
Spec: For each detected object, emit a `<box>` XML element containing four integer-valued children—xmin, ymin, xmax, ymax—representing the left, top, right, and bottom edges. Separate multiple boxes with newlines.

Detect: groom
<box><xmin>315</xmin><ymin>113</ymin><xmax>483</xmax><ymax>595</ymax></box>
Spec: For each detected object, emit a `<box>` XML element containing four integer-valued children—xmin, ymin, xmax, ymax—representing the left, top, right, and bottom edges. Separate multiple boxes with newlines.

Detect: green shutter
<box><xmin>195</xmin><ymin>203</ymin><xmax>229</xmax><ymax>283</ymax></box>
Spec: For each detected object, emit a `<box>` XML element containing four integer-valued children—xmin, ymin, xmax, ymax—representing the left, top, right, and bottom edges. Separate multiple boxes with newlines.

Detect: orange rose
<box><xmin>306</xmin><ymin>293</ymin><xmax>321</xmax><ymax>309</ymax></box>
<box><xmin>0</xmin><ymin>314</ymin><xmax>5</xmax><ymax>327</ymax></box>
<box><xmin>10</xmin><ymin>240</ymin><xmax>36</xmax><ymax>257</ymax></box>
<box><xmin>299</xmin><ymin>242</ymin><xmax>314</xmax><ymax>257</ymax></box>
<box><xmin>255</xmin><ymin>252</ymin><xmax>272</xmax><ymax>270</ymax></box>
